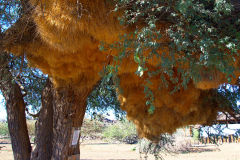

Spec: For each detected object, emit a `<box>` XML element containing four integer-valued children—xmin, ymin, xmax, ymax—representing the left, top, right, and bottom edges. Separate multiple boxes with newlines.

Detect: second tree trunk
<box><xmin>51</xmin><ymin>85</ymin><xmax>91</xmax><ymax>160</ymax></box>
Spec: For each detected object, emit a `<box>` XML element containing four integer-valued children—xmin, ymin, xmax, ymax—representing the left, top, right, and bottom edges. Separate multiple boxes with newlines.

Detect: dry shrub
<box><xmin>27</xmin><ymin>120</ymin><xmax>36</xmax><ymax>136</ymax></box>
<box><xmin>81</xmin><ymin>119</ymin><xmax>105</xmax><ymax>140</ymax></box>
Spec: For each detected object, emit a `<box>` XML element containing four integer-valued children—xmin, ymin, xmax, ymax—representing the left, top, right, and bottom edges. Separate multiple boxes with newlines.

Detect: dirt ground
<box><xmin>0</xmin><ymin>142</ymin><xmax>240</xmax><ymax>160</ymax></box>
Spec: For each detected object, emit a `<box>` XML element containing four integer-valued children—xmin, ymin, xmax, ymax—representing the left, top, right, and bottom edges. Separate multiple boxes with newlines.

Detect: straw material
<box><xmin>3</xmin><ymin>0</ymin><xmax>239</xmax><ymax>140</ymax></box>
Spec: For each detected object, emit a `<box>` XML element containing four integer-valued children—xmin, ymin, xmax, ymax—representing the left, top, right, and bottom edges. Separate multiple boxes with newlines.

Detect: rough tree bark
<box><xmin>51</xmin><ymin>85</ymin><xmax>92</xmax><ymax>160</ymax></box>
<box><xmin>0</xmin><ymin>53</ymin><xmax>31</xmax><ymax>160</ymax></box>
<box><xmin>31</xmin><ymin>78</ymin><xmax>54</xmax><ymax>160</ymax></box>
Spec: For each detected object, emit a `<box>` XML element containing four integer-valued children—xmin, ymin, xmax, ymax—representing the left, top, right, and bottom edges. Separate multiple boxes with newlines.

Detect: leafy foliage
<box><xmin>87</xmin><ymin>77</ymin><xmax>125</xmax><ymax>119</ymax></box>
<box><xmin>1</xmin><ymin>1</ymin><xmax>47</xmax><ymax>113</ymax></box>
<box><xmin>8</xmin><ymin>55</ymin><xmax>47</xmax><ymax>112</ymax></box>
<box><xmin>217</xmin><ymin>83</ymin><xmax>240</xmax><ymax>114</ymax></box>
<box><xmin>113</xmin><ymin>0</ymin><xmax>240</xmax><ymax>80</ymax></box>
<box><xmin>0</xmin><ymin>0</ymin><xmax>21</xmax><ymax>30</ymax></box>
<box><xmin>102</xmin><ymin>0</ymin><xmax>240</xmax><ymax>113</ymax></box>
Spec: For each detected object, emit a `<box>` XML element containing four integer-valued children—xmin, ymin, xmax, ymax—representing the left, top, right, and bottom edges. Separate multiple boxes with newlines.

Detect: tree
<box><xmin>110</xmin><ymin>0</ymin><xmax>240</xmax><ymax>101</ymax></box>
<box><xmin>102</xmin><ymin>0</ymin><xmax>240</xmax><ymax>139</ymax></box>
<box><xmin>0</xmin><ymin>52</ymin><xmax>31</xmax><ymax>160</ymax></box>
<box><xmin>31</xmin><ymin>78</ymin><xmax>53</xmax><ymax>160</ymax></box>
<box><xmin>0</xmin><ymin>1</ymin><xmax>49</xmax><ymax>159</ymax></box>
<box><xmin>1</xmin><ymin>0</ymin><xmax>240</xmax><ymax>159</ymax></box>
<box><xmin>0</xmin><ymin>3</ymin><xmax>32</xmax><ymax>158</ymax></box>
<box><xmin>0</xmin><ymin>49</ymin><xmax>48</xmax><ymax>160</ymax></box>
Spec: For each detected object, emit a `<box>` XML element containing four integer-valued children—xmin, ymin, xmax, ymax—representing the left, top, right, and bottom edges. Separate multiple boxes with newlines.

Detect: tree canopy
<box><xmin>1</xmin><ymin>0</ymin><xmax>240</xmax><ymax>142</ymax></box>
<box><xmin>0</xmin><ymin>0</ymin><xmax>47</xmax><ymax>115</ymax></box>
<box><xmin>101</xmin><ymin>0</ymin><xmax>240</xmax><ymax>113</ymax></box>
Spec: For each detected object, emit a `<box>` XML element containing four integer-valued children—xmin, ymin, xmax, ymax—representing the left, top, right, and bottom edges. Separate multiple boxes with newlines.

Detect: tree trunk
<box><xmin>0</xmin><ymin>53</ymin><xmax>31</xmax><ymax>160</ymax></box>
<box><xmin>31</xmin><ymin>78</ymin><xmax>54</xmax><ymax>160</ymax></box>
<box><xmin>51</xmin><ymin>85</ymin><xmax>92</xmax><ymax>160</ymax></box>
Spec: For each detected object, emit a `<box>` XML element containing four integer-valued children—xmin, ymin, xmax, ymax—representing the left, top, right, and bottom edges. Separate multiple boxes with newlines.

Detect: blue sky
<box><xmin>0</xmin><ymin>94</ymin><xmax>7</xmax><ymax>121</ymax></box>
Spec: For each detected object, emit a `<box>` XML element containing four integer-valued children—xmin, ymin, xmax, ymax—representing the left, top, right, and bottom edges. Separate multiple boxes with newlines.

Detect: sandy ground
<box><xmin>0</xmin><ymin>142</ymin><xmax>240</xmax><ymax>160</ymax></box>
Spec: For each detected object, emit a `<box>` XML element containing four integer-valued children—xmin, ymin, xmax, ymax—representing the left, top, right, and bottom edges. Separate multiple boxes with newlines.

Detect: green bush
<box><xmin>103</xmin><ymin>120</ymin><xmax>136</xmax><ymax>141</ymax></box>
<box><xmin>0</xmin><ymin>122</ymin><xmax>9</xmax><ymax>136</ymax></box>
<box><xmin>192</xmin><ymin>128</ymin><xmax>200</xmax><ymax>141</ymax></box>
<box><xmin>0</xmin><ymin>121</ymin><xmax>36</xmax><ymax>137</ymax></box>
